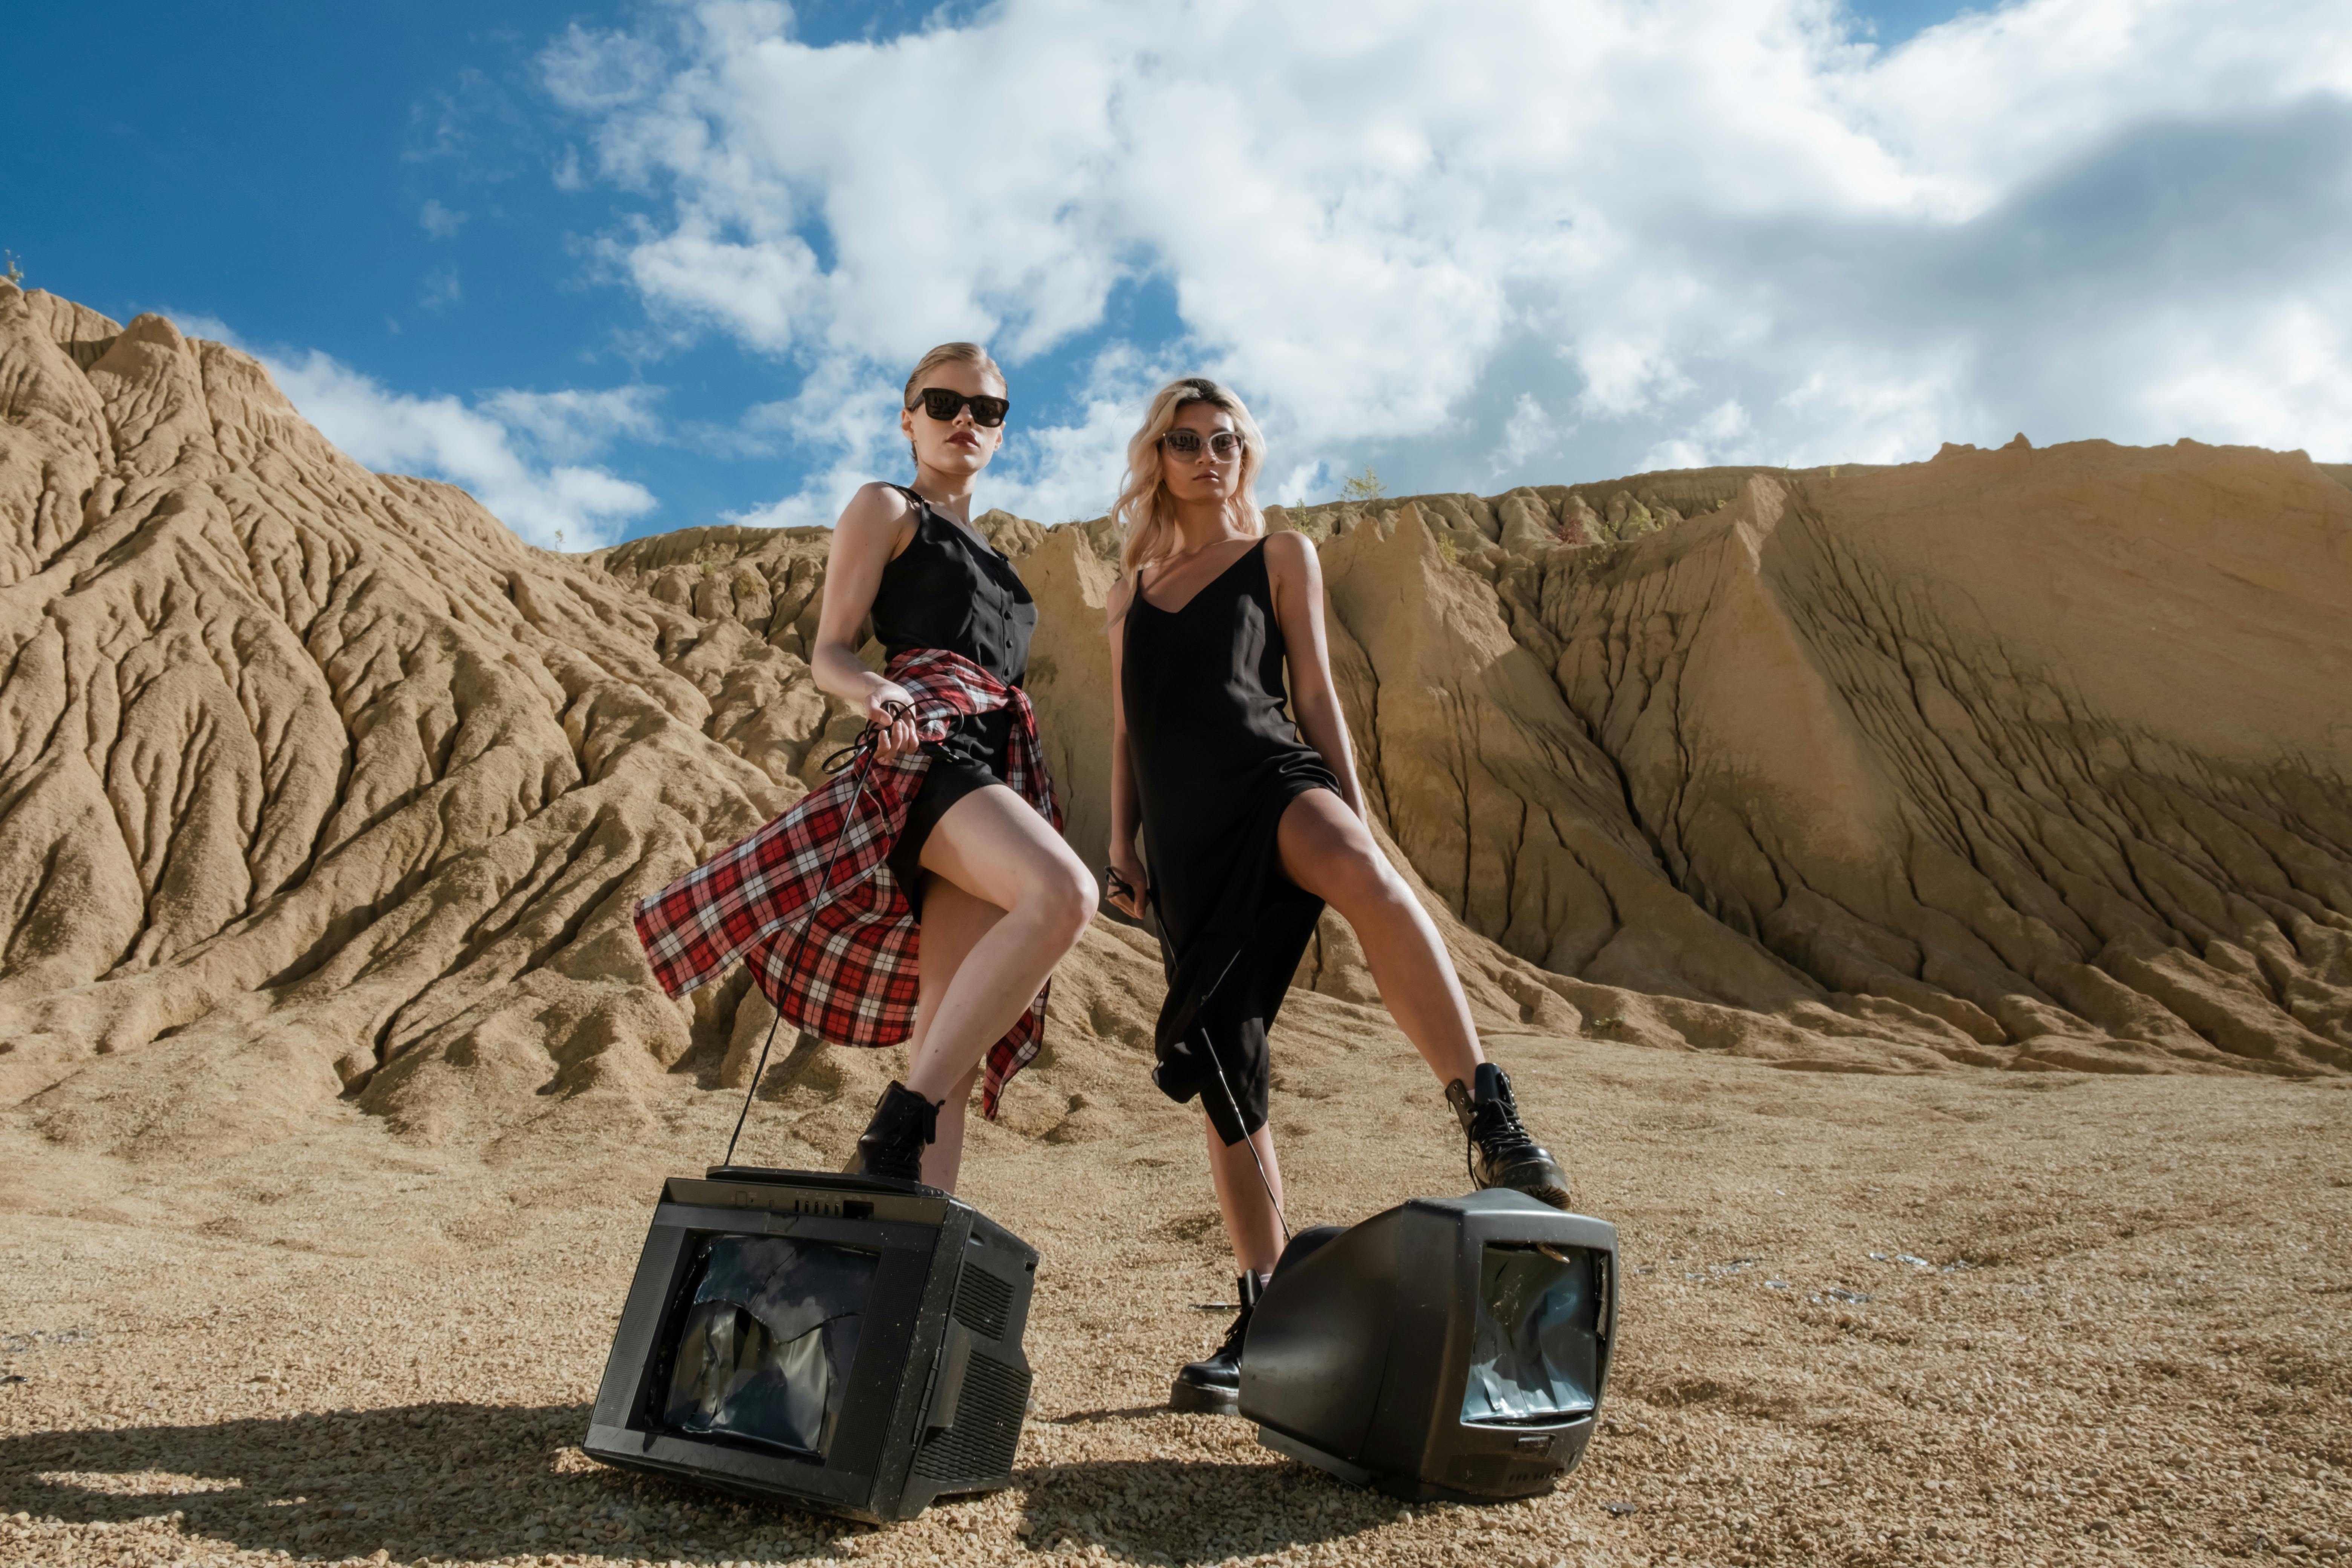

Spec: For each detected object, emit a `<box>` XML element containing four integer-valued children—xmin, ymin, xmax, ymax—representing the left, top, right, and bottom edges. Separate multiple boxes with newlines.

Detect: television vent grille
<box><xmin>951</xmin><ymin>1264</ymin><xmax>1014</xmax><ymax>1341</ymax></box>
<box><xmin>910</xmin><ymin>1351</ymin><xmax>1030</xmax><ymax>1483</ymax></box>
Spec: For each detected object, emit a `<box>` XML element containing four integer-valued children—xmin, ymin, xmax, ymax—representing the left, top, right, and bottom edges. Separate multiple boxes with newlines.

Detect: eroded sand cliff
<box><xmin>2</xmin><ymin>285</ymin><xmax>2346</xmax><ymax>1170</ymax></box>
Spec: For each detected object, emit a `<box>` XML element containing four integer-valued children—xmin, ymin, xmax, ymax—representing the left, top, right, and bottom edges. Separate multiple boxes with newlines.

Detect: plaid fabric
<box><xmin>632</xmin><ymin>648</ymin><xmax>1063</xmax><ymax>1118</ymax></box>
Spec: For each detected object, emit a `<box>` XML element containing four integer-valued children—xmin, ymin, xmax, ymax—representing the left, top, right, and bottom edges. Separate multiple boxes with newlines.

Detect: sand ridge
<box><xmin>4</xmin><ymin>283</ymin><xmax>2349</xmax><ymax>1155</ymax></box>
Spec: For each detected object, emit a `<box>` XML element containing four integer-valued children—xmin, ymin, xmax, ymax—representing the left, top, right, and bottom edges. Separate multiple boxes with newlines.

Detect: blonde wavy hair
<box><xmin>1112</xmin><ymin>377</ymin><xmax>1267</xmax><ymax>576</ymax></box>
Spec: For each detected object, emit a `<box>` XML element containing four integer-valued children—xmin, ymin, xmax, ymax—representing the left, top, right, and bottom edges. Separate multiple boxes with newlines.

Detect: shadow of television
<box><xmin>5</xmin><ymin>1403</ymin><xmax>1453</xmax><ymax>1563</ymax></box>
<box><xmin>0</xmin><ymin>1401</ymin><xmax>876</xmax><ymax>1561</ymax></box>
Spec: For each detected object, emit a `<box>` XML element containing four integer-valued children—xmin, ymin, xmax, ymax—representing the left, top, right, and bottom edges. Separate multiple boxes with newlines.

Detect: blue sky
<box><xmin>6</xmin><ymin>0</ymin><xmax>2347</xmax><ymax>547</ymax></box>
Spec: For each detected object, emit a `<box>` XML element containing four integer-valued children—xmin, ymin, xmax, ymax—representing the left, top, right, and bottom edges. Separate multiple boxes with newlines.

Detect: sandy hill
<box><xmin>1</xmin><ymin>284</ymin><xmax>2349</xmax><ymax>1165</ymax></box>
<box><xmin>4</xmin><ymin>286</ymin><xmax>2352</xmax><ymax>1568</ymax></box>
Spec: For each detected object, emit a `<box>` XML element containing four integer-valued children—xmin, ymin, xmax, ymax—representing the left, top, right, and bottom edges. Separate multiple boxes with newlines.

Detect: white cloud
<box><xmin>1491</xmin><ymin>394</ymin><xmax>1557</xmax><ymax>475</ymax></box>
<box><xmin>2136</xmin><ymin>292</ymin><xmax>2352</xmax><ymax>453</ymax></box>
<box><xmin>418</xmin><ymin>265</ymin><xmax>463</xmax><ymax>313</ymax></box>
<box><xmin>419</xmin><ymin>199</ymin><xmax>468</xmax><ymax>240</ymax></box>
<box><xmin>724</xmin><ymin>341</ymin><xmax>1176</xmax><ymax>530</ymax></box>
<box><xmin>481</xmin><ymin>385</ymin><xmax>666</xmax><ymax>463</ymax></box>
<box><xmin>1640</xmin><ymin>398</ymin><xmax>1762</xmax><ymax>472</ymax></box>
<box><xmin>182</xmin><ymin>315</ymin><xmax>662</xmax><ymax>548</ymax></box>
<box><xmin>539</xmin><ymin>0</ymin><xmax>2352</xmax><ymax>515</ymax></box>
<box><xmin>266</xmin><ymin>353</ymin><xmax>658</xmax><ymax>547</ymax></box>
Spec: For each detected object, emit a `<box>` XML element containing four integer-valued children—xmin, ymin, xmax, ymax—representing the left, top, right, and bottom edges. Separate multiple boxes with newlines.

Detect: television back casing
<box><xmin>1240</xmin><ymin>1190</ymin><xmax>1617</xmax><ymax>1503</ymax></box>
<box><xmin>583</xmin><ymin>1168</ymin><xmax>1037</xmax><ymax>1523</ymax></box>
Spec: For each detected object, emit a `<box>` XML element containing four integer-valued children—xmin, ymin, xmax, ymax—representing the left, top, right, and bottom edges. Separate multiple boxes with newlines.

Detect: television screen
<box><xmin>658</xmin><ymin>1234</ymin><xmax>882</xmax><ymax>1459</ymax></box>
<box><xmin>1462</xmin><ymin>1242</ymin><xmax>1603</xmax><ymax>1428</ymax></box>
<box><xmin>585</xmin><ymin>1169</ymin><xmax>1036</xmax><ymax>1523</ymax></box>
<box><xmin>1241</xmin><ymin>1190</ymin><xmax>1617</xmax><ymax>1503</ymax></box>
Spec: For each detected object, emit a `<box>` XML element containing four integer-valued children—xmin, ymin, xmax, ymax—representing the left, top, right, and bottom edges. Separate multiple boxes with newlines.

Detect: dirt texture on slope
<box><xmin>2</xmin><ymin>286</ymin><xmax>2350</xmax><ymax>1567</ymax></box>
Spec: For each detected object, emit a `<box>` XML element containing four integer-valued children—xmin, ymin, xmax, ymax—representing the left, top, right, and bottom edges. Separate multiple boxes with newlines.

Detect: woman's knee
<box><xmin>1319</xmin><ymin>835</ymin><xmax>1406</xmax><ymax>915</ymax></box>
<box><xmin>1024</xmin><ymin>853</ymin><xmax>1098</xmax><ymax>944</ymax></box>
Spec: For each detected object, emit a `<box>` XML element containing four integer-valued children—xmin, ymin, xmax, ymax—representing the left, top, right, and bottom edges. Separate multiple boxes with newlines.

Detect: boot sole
<box><xmin>1486</xmin><ymin>1164</ymin><xmax>1573</xmax><ymax>1211</ymax></box>
<box><xmin>1168</xmin><ymin>1375</ymin><xmax>1241</xmax><ymax>1416</ymax></box>
<box><xmin>1519</xmin><ymin>1181</ymin><xmax>1572</xmax><ymax>1210</ymax></box>
<box><xmin>843</xmin><ymin>1158</ymin><xmax>944</xmax><ymax>1194</ymax></box>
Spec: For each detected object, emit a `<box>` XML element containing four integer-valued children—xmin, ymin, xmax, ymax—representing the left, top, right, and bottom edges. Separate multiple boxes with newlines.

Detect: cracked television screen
<box><xmin>657</xmin><ymin>1234</ymin><xmax>881</xmax><ymax>1459</ymax></box>
<box><xmin>1461</xmin><ymin>1242</ymin><xmax>1603</xmax><ymax>1427</ymax></box>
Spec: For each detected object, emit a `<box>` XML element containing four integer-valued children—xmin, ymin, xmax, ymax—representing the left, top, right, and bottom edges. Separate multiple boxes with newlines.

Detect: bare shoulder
<box><xmin>1262</xmin><ymin>527</ymin><xmax>1322</xmax><ymax>584</ymax></box>
<box><xmin>828</xmin><ymin>482</ymin><xmax>917</xmax><ymax>564</ymax></box>
<box><xmin>836</xmin><ymin>480</ymin><xmax>914</xmax><ymax>532</ymax></box>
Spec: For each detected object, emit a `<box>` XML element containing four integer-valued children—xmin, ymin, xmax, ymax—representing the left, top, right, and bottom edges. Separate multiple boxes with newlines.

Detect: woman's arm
<box><xmin>1103</xmin><ymin>574</ymin><xmax>1149</xmax><ymax>917</ymax></box>
<box><xmin>811</xmin><ymin>483</ymin><xmax>921</xmax><ymax>756</ymax></box>
<box><xmin>1264</xmin><ymin>530</ymin><xmax>1367</xmax><ymax>819</ymax></box>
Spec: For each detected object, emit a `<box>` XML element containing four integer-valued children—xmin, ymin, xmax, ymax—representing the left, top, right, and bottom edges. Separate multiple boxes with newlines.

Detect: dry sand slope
<box><xmin>0</xmin><ymin>283</ymin><xmax>2349</xmax><ymax>1566</ymax></box>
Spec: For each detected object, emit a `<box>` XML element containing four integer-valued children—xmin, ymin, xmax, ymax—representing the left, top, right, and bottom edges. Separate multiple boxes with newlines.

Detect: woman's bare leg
<box><xmin>904</xmin><ymin>784</ymin><xmax>1096</xmax><ymax>1102</ymax></box>
<box><xmin>1205</xmin><ymin>1115</ymin><xmax>1286</xmax><ymax>1279</ymax></box>
<box><xmin>1277</xmin><ymin>789</ymin><xmax>1483</xmax><ymax>1087</ymax></box>
<box><xmin>922</xmin><ymin>1061</ymin><xmax>983</xmax><ymax>1190</ymax></box>
<box><xmin>898</xmin><ymin>876</ymin><xmax>1001</xmax><ymax>1190</ymax></box>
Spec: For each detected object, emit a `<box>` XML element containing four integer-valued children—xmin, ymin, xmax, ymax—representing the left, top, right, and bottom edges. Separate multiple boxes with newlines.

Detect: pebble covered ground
<box><xmin>3</xmin><ymin>1029</ymin><xmax>2347</xmax><ymax>1567</ymax></box>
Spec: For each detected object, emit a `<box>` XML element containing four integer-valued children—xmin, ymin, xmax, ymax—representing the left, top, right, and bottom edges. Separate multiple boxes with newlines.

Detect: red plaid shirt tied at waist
<box><xmin>632</xmin><ymin>648</ymin><xmax>1063</xmax><ymax>1119</ymax></box>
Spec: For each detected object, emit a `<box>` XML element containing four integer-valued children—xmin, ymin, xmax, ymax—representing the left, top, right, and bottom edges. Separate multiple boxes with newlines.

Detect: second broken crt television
<box><xmin>1240</xmin><ymin>1188</ymin><xmax>1617</xmax><ymax>1502</ymax></box>
<box><xmin>583</xmin><ymin>1167</ymin><xmax>1037</xmax><ymax>1523</ymax></box>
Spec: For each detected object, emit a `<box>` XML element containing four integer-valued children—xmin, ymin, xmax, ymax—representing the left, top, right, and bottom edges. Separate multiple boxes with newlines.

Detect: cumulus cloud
<box><xmin>723</xmin><ymin>342</ymin><xmax>1178</xmax><ymax>530</ymax></box>
<box><xmin>481</xmin><ymin>385</ymin><xmax>666</xmax><ymax>463</ymax></box>
<box><xmin>182</xmin><ymin>315</ymin><xmax>662</xmax><ymax>548</ymax></box>
<box><xmin>539</xmin><ymin>0</ymin><xmax>2352</xmax><ymax>520</ymax></box>
<box><xmin>266</xmin><ymin>354</ymin><xmax>660</xmax><ymax>547</ymax></box>
<box><xmin>1491</xmin><ymin>394</ymin><xmax>1560</xmax><ymax>476</ymax></box>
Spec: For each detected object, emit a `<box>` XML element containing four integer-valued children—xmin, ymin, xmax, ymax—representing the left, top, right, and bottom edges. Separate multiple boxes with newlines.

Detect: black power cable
<box><xmin>1208</xmin><ymin>1037</ymin><xmax>1290</xmax><ymax>1244</ymax></box>
<box><xmin>720</xmin><ymin>700</ymin><xmax>910</xmax><ymax>1170</ymax></box>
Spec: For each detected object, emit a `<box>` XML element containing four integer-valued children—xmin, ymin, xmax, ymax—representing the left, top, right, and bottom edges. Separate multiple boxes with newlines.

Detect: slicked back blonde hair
<box><xmin>903</xmin><ymin>341</ymin><xmax>1006</xmax><ymax>408</ymax></box>
<box><xmin>1113</xmin><ymin>377</ymin><xmax>1267</xmax><ymax>576</ymax></box>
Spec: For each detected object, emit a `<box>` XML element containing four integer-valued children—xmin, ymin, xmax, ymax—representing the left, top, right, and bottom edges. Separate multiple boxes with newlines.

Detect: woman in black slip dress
<box><xmin>809</xmin><ymin>342</ymin><xmax>1097</xmax><ymax>1191</ymax></box>
<box><xmin>1102</xmin><ymin>377</ymin><xmax>1572</xmax><ymax>1415</ymax></box>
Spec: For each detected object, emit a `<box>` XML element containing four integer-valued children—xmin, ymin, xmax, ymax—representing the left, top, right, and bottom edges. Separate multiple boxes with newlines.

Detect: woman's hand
<box><xmin>1106</xmin><ymin>844</ymin><xmax>1150</xmax><ymax>919</ymax></box>
<box><xmin>865</xmin><ymin>681</ymin><xmax>921</xmax><ymax>758</ymax></box>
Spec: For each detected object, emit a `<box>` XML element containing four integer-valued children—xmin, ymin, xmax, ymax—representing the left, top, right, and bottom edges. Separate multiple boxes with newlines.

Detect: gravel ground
<box><xmin>3</xmin><ymin>1026</ymin><xmax>2348</xmax><ymax>1568</ymax></box>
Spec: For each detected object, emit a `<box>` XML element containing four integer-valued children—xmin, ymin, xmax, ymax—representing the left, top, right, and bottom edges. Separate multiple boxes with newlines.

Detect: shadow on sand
<box><xmin>2</xmin><ymin>1403</ymin><xmax>1421</xmax><ymax>1564</ymax></box>
<box><xmin>0</xmin><ymin>1401</ymin><xmax>867</xmax><ymax>1562</ymax></box>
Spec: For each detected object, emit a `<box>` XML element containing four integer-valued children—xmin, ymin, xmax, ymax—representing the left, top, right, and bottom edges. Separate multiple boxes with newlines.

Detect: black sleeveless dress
<box><xmin>868</xmin><ymin>485</ymin><xmax>1037</xmax><ymax>906</ymax></box>
<box><xmin>1122</xmin><ymin>538</ymin><xmax>1343</xmax><ymax>1145</ymax></box>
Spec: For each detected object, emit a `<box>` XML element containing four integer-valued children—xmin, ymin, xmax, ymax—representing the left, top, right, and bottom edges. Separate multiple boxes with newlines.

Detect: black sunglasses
<box><xmin>1162</xmin><ymin>428</ymin><xmax>1245</xmax><ymax>461</ymax></box>
<box><xmin>915</xmin><ymin>387</ymin><xmax>1010</xmax><ymax>427</ymax></box>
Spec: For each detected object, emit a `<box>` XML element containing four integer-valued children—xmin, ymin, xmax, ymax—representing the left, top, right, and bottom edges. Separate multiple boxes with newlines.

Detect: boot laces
<box><xmin>1465</xmin><ymin>1094</ymin><xmax>1541</xmax><ymax>1185</ymax></box>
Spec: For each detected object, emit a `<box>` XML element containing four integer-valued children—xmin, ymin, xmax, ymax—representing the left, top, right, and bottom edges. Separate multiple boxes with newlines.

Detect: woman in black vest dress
<box><xmin>1104</xmin><ymin>377</ymin><xmax>1570</xmax><ymax>1414</ymax></box>
<box><xmin>809</xmin><ymin>343</ymin><xmax>1096</xmax><ymax>1191</ymax></box>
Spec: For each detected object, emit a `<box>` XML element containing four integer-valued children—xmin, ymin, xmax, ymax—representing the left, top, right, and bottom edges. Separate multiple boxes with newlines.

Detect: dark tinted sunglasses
<box><xmin>1163</xmin><ymin>428</ymin><xmax>1245</xmax><ymax>461</ymax></box>
<box><xmin>916</xmin><ymin>387</ymin><xmax>1009</xmax><ymax>427</ymax></box>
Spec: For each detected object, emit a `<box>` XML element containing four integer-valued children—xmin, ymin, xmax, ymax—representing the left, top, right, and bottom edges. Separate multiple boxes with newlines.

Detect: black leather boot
<box><xmin>1446</xmin><ymin>1062</ymin><xmax>1571</xmax><ymax>1210</ymax></box>
<box><xmin>1170</xmin><ymin>1271</ymin><xmax>1263</xmax><ymax>1415</ymax></box>
<box><xmin>851</xmin><ymin>1081</ymin><xmax>941</xmax><ymax>1186</ymax></box>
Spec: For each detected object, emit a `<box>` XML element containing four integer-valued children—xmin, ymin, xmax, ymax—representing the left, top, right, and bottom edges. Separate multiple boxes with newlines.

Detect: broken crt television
<box><xmin>1240</xmin><ymin>1189</ymin><xmax>1617</xmax><ymax>1502</ymax></box>
<box><xmin>583</xmin><ymin>1168</ymin><xmax>1037</xmax><ymax>1524</ymax></box>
